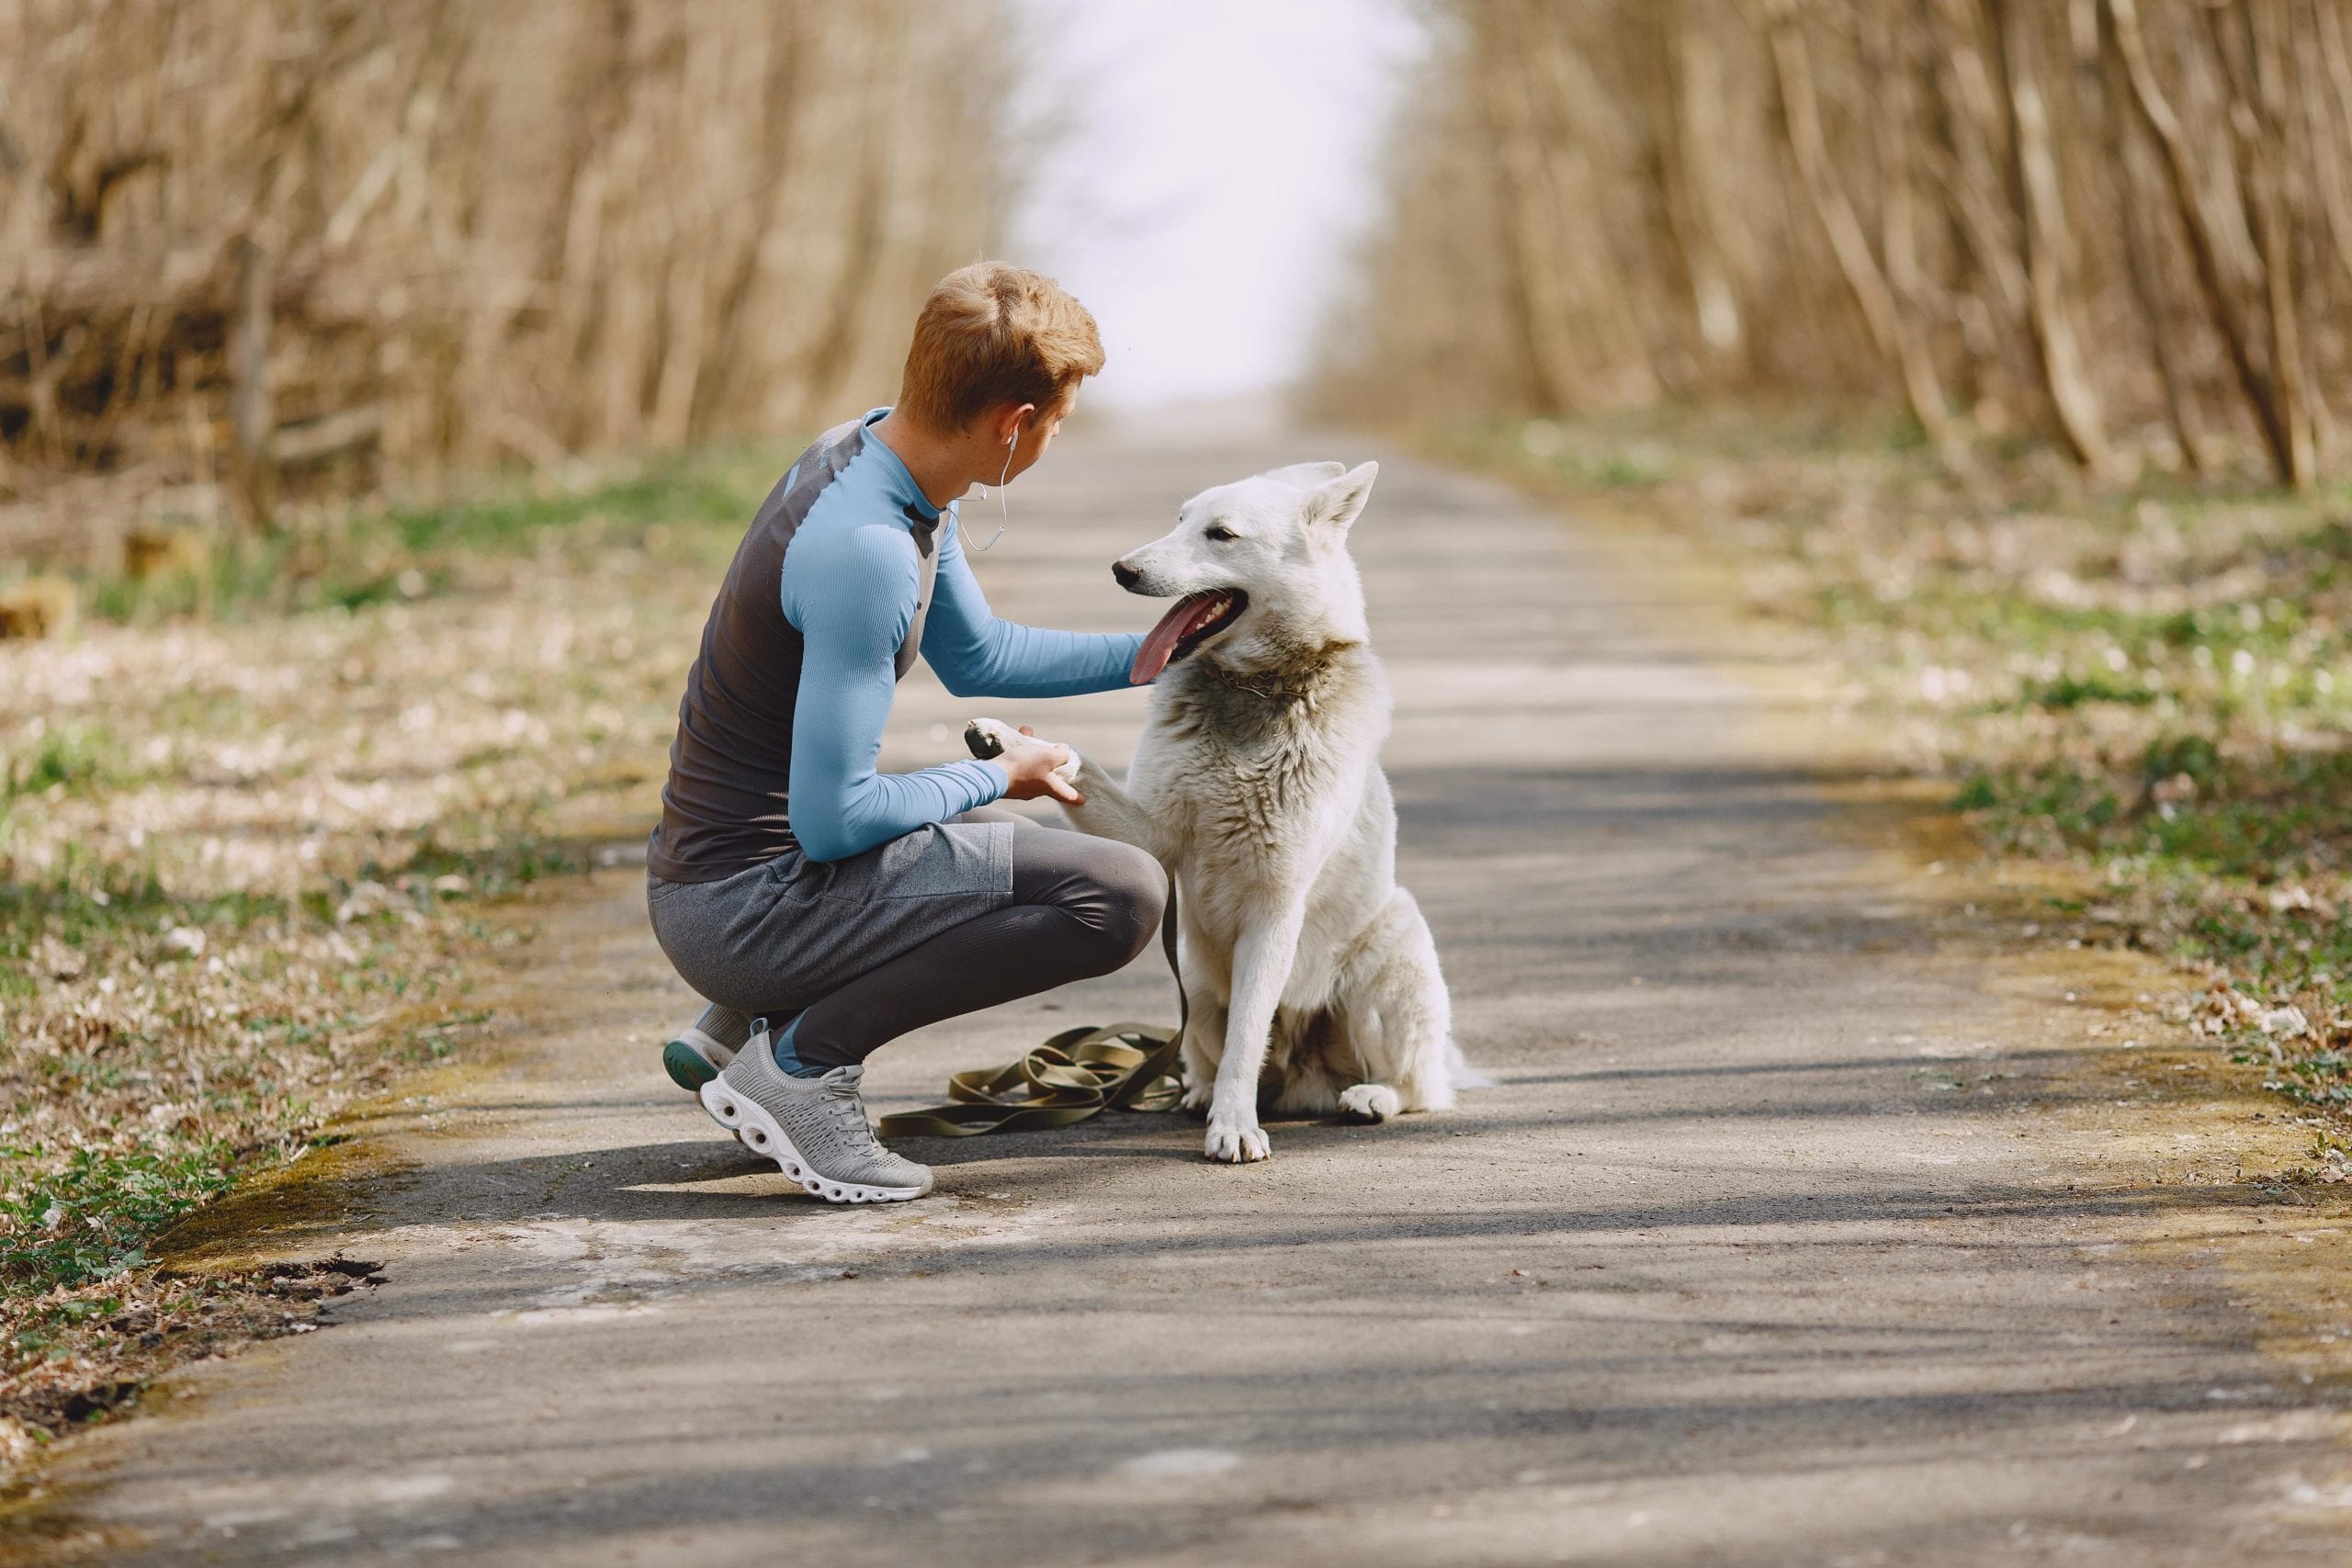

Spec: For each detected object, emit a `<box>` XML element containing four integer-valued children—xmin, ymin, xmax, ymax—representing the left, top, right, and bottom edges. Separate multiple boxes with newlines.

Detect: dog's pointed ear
<box><xmin>1305</xmin><ymin>461</ymin><xmax>1378</xmax><ymax>534</ymax></box>
<box><xmin>1263</xmin><ymin>460</ymin><xmax>1347</xmax><ymax>490</ymax></box>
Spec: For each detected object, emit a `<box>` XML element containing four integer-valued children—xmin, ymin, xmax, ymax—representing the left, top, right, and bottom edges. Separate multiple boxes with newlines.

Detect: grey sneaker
<box><xmin>662</xmin><ymin>1004</ymin><xmax>752</xmax><ymax>1092</ymax></box>
<box><xmin>700</xmin><ymin>1042</ymin><xmax>933</xmax><ymax>1203</ymax></box>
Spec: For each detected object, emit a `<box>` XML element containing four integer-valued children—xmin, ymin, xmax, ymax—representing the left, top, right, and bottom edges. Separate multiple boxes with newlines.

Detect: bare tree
<box><xmin>0</xmin><ymin>0</ymin><xmax>1012</xmax><ymax>513</ymax></box>
<box><xmin>1312</xmin><ymin>0</ymin><xmax>2352</xmax><ymax>491</ymax></box>
<box><xmin>1996</xmin><ymin>0</ymin><xmax>2115</xmax><ymax>473</ymax></box>
<box><xmin>1760</xmin><ymin>0</ymin><xmax>1958</xmax><ymax>450</ymax></box>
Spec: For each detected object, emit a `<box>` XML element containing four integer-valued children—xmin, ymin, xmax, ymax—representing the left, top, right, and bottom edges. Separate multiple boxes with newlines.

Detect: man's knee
<box><xmin>1085</xmin><ymin>840</ymin><xmax>1167</xmax><ymax>967</ymax></box>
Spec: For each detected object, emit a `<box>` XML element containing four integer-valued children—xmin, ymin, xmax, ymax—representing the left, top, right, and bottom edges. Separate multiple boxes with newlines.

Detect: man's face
<box><xmin>999</xmin><ymin>393</ymin><xmax>1069</xmax><ymax>484</ymax></box>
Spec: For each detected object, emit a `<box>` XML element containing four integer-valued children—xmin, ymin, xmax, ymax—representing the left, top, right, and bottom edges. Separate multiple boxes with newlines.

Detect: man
<box><xmin>645</xmin><ymin>263</ymin><xmax>1162</xmax><ymax>1203</ymax></box>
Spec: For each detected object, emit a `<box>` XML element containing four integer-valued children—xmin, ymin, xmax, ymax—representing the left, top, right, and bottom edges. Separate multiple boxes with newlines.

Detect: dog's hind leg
<box><xmin>1333</xmin><ymin>888</ymin><xmax>1456</xmax><ymax>1119</ymax></box>
<box><xmin>1265</xmin><ymin>1010</ymin><xmax>1344</xmax><ymax>1117</ymax></box>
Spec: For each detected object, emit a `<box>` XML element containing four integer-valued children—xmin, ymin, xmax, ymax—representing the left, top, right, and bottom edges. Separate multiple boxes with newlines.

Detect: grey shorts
<box><xmin>645</xmin><ymin>817</ymin><xmax>1015</xmax><ymax>1016</ymax></box>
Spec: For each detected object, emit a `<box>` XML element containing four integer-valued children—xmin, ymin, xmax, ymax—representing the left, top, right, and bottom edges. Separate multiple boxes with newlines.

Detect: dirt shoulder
<box><xmin>0</xmin><ymin>447</ymin><xmax>791</xmax><ymax>1476</ymax></box>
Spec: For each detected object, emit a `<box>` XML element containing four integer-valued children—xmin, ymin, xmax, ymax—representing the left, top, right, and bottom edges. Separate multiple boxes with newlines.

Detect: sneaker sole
<box><xmin>697</xmin><ymin>1079</ymin><xmax>932</xmax><ymax>1204</ymax></box>
<box><xmin>663</xmin><ymin>1038</ymin><xmax>722</xmax><ymax>1093</ymax></box>
<box><xmin>664</xmin><ymin>1026</ymin><xmax>741</xmax><ymax>1096</ymax></box>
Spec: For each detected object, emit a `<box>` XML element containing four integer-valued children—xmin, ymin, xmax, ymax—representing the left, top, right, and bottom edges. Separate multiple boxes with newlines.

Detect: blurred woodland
<box><xmin>0</xmin><ymin>3</ymin><xmax>1014</xmax><ymax>1416</ymax></box>
<box><xmin>1317</xmin><ymin>0</ymin><xmax>2352</xmax><ymax>490</ymax></box>
<box><xmin>0</xmin><ymin>0</ymin><xmax>1006</xmax><ymax>560</ymax></box>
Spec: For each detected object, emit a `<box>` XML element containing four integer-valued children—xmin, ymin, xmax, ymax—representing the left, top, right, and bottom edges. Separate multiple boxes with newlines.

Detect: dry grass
<box><xmin>0</xmin><ymin>443</ymin><xmax>789</xmax><ymax>1461</ymax></box>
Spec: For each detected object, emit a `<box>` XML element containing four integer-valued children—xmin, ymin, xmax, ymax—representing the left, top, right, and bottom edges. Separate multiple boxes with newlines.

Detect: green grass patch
<box><xmin>85</xmin><ymin>444</ymin><xmax>782</xmax><ymax>627</ymax></box>
<box><xmin>0</xmin><ymin>1142</ymin><xmax>242</xmax><ymax>1296</ymax></box>
<box><xmin>2015</xmin><ymin>671</ymin><xmax>2161</xmax><ymax>711</ymax></box>
<box><xmin>2</xmin><ymin>722</ymin><xmax>134</xmax><ymax>804</ymax></box>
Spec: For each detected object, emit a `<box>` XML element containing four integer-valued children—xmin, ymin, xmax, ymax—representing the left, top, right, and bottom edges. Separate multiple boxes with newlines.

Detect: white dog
<box><xmin>984</xmin><ymin>460</ymin><xmax>1462</xmax><ymax>1163</ymax></box>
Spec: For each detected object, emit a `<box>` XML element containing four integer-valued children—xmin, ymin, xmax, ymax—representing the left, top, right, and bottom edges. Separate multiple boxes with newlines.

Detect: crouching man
<box><xmin>645</xmin><ymin>263</ymin><xmax>1162</xmax><ymax>1202</ymax></box>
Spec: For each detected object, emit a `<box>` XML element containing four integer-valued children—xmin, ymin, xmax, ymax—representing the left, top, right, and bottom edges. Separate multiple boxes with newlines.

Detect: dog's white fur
<box><xmin>985</xmin><ymin>460</ymin><xmax>1460</xmax><ymax>1163</ymax></box>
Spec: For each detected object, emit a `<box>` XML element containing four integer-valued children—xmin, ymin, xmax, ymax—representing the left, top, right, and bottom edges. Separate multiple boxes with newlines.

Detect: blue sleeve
<box><xmin>783</xmin><ymin>523</ymin><xmax>1008</xmax><ymax>863</ymax></box>
<box><xmin>922</xmin><ymin>515</ymin><xmax>1144</xmax><ymax>697</ymax></box>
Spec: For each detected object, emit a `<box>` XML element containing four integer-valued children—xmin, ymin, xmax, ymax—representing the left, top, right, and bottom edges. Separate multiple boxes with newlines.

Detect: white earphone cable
<box><xmin>974</xmin><ymin>425</ymin><xmax>1017</xmax><ymax>553</ymax></box>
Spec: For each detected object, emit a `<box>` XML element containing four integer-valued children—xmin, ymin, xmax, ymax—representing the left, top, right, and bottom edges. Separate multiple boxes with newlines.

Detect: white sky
<box><xmin>1008</xmin><ymin>0</ymin><xmax>1428</xmax><ymax>412</ymax></box>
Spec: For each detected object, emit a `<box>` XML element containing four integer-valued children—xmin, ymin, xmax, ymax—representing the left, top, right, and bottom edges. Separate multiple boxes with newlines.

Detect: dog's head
<box><xmin>1115</xmin><ymin>460</ymin><xmax>1378</xmax><ymax>684</ymax></box>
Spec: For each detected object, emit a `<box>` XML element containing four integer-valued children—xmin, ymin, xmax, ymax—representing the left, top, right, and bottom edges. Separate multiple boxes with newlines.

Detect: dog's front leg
<box><xmin>1057</xmin><ymin>752</ymin><xmax>1165</xmax><ymax>860</ymax></box>
<box><xmin>966</xmin><ymin>717</ymin><xmax>1166</xmax><ymax>860</ymax></box>
<box><xmin>1205</xmin><ymin>904</ymin><xmax>1306</xmax><ymax>1163</ymax></box>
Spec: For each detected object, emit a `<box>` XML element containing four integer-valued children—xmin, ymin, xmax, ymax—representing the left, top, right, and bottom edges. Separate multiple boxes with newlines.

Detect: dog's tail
<box><xmin>1446</xmin><ymin>1037</ymin><xmax>1497</xmax><ymax>1091</ymax></box>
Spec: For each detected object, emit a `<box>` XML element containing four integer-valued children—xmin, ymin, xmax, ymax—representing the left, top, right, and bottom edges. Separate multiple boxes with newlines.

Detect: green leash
<box><xmin>876</xmin><ymin>874</ymin><xmax>1187</xmax><ymax>1140</ymax></box>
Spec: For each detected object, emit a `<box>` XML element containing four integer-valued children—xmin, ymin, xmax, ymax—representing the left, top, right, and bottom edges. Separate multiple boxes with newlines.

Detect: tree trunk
<box><xmin>1870</xmin><ymin>4</ymin><xmax>1965</xmax><ymax>447</ymax></box>
<box><xmin>1926</xmin><ymin>0</ymin><xmax>2036</xmax><ymax>418</ymax></box>
<box><xmin>1762</xmin><ymin>2</ymin><xmax>1957</xmax><ymax>448</ymax></box>
<box><xmin>1662</xmin><ymin>0</ymin><xmax>1746</xmax><ymax>365</ymax></box>
<box><xmin>2237</xmin><ymin>2</ymin><xmax>2319</xmax><ymax>484</ymax></box>
<box><xmin>1475</xmin><ymin>4</ymin><xmax>1587</xmax><ymax>411</ymax></box>
<box><xmin>228</xmin><ymin>234</ymin><xmax>277</xmax><ymax>533</ymax></box>
<box><xmin>2107</xmin><ymin>0</ymin><xmax>2298</xmax><ymax>484</ymax></box>
<box><xmin>2102</xmin><ymin>12</ymin><xmax>2210</xmax><ymax>472</ymax></box>
<box><xmin>1528</xmin><ymin>16</ymin><xmax>1659</xmax><ymax>402</ymax></box>
<box><xmin>1996</xmin><ymin>0</ymin><xmax>2115</xmax><ymax>474</ymax></box>
<box><xmin>2311</xmin><ymin>0</ymin><xmax>2352</xmax><ymax>292</ymax></box>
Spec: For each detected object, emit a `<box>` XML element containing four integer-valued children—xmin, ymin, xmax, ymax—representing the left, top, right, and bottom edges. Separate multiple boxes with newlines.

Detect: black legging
<box><xmin>784</xmin><ymin>808</ymin><xmax>1166</xmax><ymax>1072</ymax></box>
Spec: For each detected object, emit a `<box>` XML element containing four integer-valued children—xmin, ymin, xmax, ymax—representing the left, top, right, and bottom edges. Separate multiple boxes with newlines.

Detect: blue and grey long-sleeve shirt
<box><xmin>648</xmin><ymin>408</ymin><xmax>1140</xmax><ymax>879</ymax></box>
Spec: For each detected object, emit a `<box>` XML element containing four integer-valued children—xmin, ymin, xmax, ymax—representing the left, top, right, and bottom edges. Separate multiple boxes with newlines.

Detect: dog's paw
<box><xmin>1337</xmin><ymin>1083</ymin><xmax>1402</xmax><ymax>1124</ymax></box>
<box><xmin>1204</xmin><ymin>1116</ymin><xmax>1271</xmax><ymax>1164</ymax></box>
<box><xmin>963</xmin><ymin>716</ymin><xmax>1022</xmax><ymax>759</ymax></box>
<box><xmin>965</xmin><ymin>716</ymin><xmax>1080</xmax><ymax>783</ymax></box>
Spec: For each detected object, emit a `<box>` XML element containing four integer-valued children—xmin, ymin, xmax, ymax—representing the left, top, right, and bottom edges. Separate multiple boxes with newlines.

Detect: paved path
<box><xmin>45</xmin><ymin>435</ymin><xmax>2352</xmax><ymax>1564</ymax></box>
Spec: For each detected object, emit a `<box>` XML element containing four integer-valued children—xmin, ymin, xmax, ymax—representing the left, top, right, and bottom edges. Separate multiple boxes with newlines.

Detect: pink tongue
<box><xmin>1129</xmin><ymin>591</ymin><xmax>1226</xmax><ymax>685</ymax></box>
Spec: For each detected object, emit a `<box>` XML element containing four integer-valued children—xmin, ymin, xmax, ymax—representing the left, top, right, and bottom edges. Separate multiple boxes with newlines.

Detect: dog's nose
<box><xmin>1112</xmin><ymin>560</ymin><xmax>1142</xmax><ymax>592</ymax></box>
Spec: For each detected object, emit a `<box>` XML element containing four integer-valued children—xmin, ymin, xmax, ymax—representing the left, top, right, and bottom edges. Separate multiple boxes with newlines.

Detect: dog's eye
<box><xmin>1204</xmin><ymin>525</ymin><xmax>1238</xmax><ymax>542</ymax></box>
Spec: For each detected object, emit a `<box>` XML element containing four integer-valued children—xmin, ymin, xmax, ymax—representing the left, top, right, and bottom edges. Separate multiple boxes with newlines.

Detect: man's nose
<box><xmin>1112</xmin><ymin>560</ymin><xmax>1142</xmax><ymax>592</ymax></box>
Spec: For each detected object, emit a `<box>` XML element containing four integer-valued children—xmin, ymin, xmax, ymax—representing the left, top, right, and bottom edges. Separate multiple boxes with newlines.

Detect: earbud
<box><xmin>976</xmin><ymin>423</ymin><xmax>1018</xmax><ymax>553</ymax></box>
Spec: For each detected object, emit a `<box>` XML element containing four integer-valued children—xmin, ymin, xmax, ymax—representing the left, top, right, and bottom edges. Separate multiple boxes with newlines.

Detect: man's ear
<box><xmin>1262</xmin><ymin>460</ymin><xmax>1347</xmax><ymax>489</ymax></box>
<box><xmin>993</xmin><ymin>401</ymin><xmax>1037</xmax><ymax>444</ymax></box>
<box><xmin>1304</xmin><ymin>461</ymin><xmax>1379</xmax><ymax>533</ymax></box>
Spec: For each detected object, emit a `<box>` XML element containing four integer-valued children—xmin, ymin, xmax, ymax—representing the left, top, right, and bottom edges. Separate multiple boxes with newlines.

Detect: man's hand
<box><xmin>992</xmin><ymin>724</ymin><xmax>1085</xmax><ymax>807</ymax></box>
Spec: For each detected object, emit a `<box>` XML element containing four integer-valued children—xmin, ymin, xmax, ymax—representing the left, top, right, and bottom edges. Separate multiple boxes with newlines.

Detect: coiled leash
<box><xmin>873</xmin><ymin>727</ymin><xmax>1187</xmax><ymax>1140</ymax></box>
